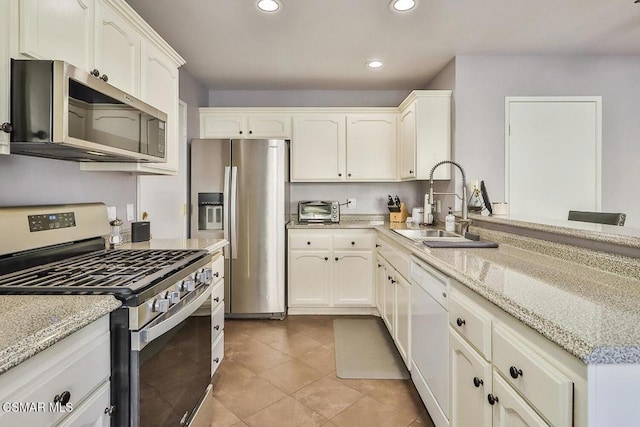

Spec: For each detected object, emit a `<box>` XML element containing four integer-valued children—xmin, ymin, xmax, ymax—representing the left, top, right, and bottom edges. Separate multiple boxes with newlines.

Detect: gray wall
<box><xmin>0</xmin><ymin>155</ymin><xmax>136</xmax><ymax>225</ymax></box>
<box><xmin>210</xmin><ymin>89</ymin><xmax>425</xmax><ymax>214</ymax></box>
<box><xmin>181</xmin><ymin>69</ymin><xmax>209</xmax><ymax>140</ymax></box>
<box><xmin>426</xmin><ymin>55</ymin><xmax>640</xmax><ymax>227</ymax></box>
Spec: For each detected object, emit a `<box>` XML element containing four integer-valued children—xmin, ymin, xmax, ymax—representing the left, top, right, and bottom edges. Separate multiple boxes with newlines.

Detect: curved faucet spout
<box><xmin>428</xmin><ymin>160</ymin><xmax>468</xmax><ymax>221</ymax></box>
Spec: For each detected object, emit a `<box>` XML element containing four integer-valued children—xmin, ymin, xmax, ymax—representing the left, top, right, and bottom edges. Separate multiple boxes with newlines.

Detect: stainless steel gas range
<box><xmin>0</xmin><ymin>203</ymin><xmax>219</xmax><ymax>426</ymax></box>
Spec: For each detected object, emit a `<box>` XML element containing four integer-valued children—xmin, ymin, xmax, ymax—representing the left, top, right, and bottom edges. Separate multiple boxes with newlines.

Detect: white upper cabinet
<box><xmin>291</xmin><ymin>114</ymin><xmax>346</xmax><ymax>181</ymax></box>
<box><xmin>19</xmin><ymin>0</ymin><xmax>95</xmax><ymax>70</ymax></box>
<box><xmin>345</xmin><ymin>113</ymin><xmax>397</xmax><ymax>181</ymax></box>
<box><xmin>398</xmin><ymin>90</ymin><xmax>452</xmax><ymax>180</ymax></box>
<box><xmin>200</xmin><ymin>111</ymin><xmax>292</xmax><ymax>139</ymax></box>
<box><xmin>94</xmin><ymin>0</ymin><xmax>140</xmax><ymax>95</ymax></box>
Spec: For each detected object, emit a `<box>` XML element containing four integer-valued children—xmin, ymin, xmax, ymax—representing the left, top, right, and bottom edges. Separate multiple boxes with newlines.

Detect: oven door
<box><xmin>131</xmin><ymin>283</ymin><xmax>213</xmax><ymax>427</ymax></box>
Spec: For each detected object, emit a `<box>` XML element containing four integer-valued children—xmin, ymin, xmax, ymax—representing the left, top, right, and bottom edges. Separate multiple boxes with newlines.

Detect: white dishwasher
<box><xmin>410</xmin><ymin>256</ymin><xmax>450</xmax><ymax>427</ymax></box>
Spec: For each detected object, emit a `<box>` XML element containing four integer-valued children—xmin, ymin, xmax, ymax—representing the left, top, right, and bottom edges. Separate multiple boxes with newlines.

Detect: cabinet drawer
<box><xmin>493</xmin><ymin>324</ymin><xmax>572</xmax><ymax>427</ymax></box>
<box><xmin>289</xmin><ymin>234</ymin><xmax>331</xmax><ymax>249</ymax></box>
<box><xmin>212</xmin><ymin>332</ymin><xmax>224</xmax><ymax>376</ymax></box>
<box><xmin>334</xmin><ymin>233</ymin><xmax>375</xmax><ymax>250</ymax></box>
<box><xmin>449</xmin><ymin>291</ymin><xmax>491</xmax><ymax>360</ymax></box>
<box><xmin>211</xmin><ymin>254</ymin><xmax>224</xmax><ymax>282</ymax></box>
<box><xmin>211</xmin><ymin>280</ymin><xmax>224</xmax><ymax>307</ymax></box>
<box><xmin>212</xmin><ymin>303</ymin><xmax>224</xmax><ymax>343</ymax></box>
<box><xmin>0</xmin><ymin>319</ymin><xmax>110</xmax><ymax>426</ymax></box>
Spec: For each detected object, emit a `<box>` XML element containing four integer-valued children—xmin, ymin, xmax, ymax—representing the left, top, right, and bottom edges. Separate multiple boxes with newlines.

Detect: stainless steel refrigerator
<box><xmin>190</xmin><ymin>139</ymin><xmax>289</xmax><ymax>318</ymax></box>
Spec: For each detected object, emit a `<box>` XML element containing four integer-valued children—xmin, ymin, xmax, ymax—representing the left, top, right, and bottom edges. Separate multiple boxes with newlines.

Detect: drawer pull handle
<box><xmin>473</xmin><ymin>377</ymin><xmax>484</xmax><ymax>388</ymax></box>
<box><xmin>351</xmin><ymin>241</ymin><xmax>355</xmax><ymax>245</ymax></box>
<box><xmin>307</xmin><ymin>241</ymin><xmax>311</xmax><ymax>245</ymax></box>
<box><xmin>509</xmin><ymin>366</ymin><xmax>523</xmax><ymax>379</ymax></box>
<box><xmin>487</xmin><ymin>394</ymin><xmax>499</xmax><ymax>405</ymax></box>
<box><xmin>214</xmin><ymin>297</ymin><xmax>220</xmax><ymax>302</ymax></box>
<box><xmin>375</xmin><ymin>244</ymin><xmax>381</xmax><ymax>248</ymax></box>
<box><xmin>456</xmin><ymin>318</ymin><xmax>466</xmax><ymax>327</ymax></box>
<box><xmin>214</xmin><ymin>357</ymin><xmax>220</xmax><ymax>363</ymax></box>
<box><xmin>214</xmin><ymin>324</ymin><xmax>220</xmax><ymax>330</ymax></box>
<box><xmin>324</xmin><ymin>257</ymin><xmax>329</xmax><ymax>261</ymax></box>
<box><xmin>54</xmin><ymin>391</ymin><xmax>71</xmax><ymax>406</ymax></box>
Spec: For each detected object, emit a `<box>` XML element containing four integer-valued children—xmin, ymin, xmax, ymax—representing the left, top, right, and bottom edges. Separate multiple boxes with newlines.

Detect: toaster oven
<box><xmin>298</xmin><ymin>201</ymin><xmax>340</xmax><ymax>223</ymax></box>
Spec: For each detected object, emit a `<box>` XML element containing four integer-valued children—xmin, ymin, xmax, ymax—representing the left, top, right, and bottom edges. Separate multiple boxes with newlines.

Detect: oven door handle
<box><xmin>132</xmin><ymin>283</ymin><xmax>213</xmax><ymax>351</ymax></box>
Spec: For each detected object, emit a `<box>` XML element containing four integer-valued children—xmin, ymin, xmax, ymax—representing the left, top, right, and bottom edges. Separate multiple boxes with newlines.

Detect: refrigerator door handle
<box><xmin>223</xmin><ymin>166</ymin><xmax>231</xmax><ymax>259</ymax></box>
<box><xmin>230</xmin><ymin>166</ymin><xmax>238</xmax><ymax>259</ymax></box>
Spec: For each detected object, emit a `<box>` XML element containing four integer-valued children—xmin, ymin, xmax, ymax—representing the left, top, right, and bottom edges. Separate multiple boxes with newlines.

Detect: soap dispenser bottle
<box><xmin>445</xmin><ymin>207</ymin><xmax>455</xmax><ymax>232</ymax></box>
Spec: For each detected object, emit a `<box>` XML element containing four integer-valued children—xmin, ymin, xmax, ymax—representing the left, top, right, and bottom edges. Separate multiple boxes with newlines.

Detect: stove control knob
<box><xmin>181</xmin><ymin>278</ymin><xmax>196</xmax><ymax>292</ymax></box>
<box><xmin>166</xmin><ymin>291</ymin><xmax>180</xmax><ymax>304</ymax></box>
<box><xmin>153</xmin><ymin>298</ymin><xmax>170</xmax><ymax>313</ymax></box>
<box><xmin>199</xmin><ymin>268</ymin><xmax>213</xmax><ymax>284</ymax></box>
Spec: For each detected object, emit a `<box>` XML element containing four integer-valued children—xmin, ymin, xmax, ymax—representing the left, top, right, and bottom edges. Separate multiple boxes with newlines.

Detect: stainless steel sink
<box><xmin>392</xmin><ymin>229</ymin><xmax>464</xmax><ymax>240</ymax></box>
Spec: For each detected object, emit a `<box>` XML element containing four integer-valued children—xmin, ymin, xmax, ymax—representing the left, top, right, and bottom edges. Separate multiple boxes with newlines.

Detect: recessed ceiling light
<box><xmin>366</xmin><ymin>60</ymin><xmax>384</xmax><ymax>69</ymax></box>
<box><xmin>390</xmin><ymin>0</ymin><xmax>416</xmax><ymax>12</ymax></box>
<box><xmin>257</xmin><ymin>0</ymin><xmax>281</xmax><ymax>12</ymax></box>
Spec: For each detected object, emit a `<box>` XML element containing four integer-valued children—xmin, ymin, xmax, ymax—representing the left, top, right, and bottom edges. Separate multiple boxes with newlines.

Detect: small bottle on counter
<box><xmin>445</xmin><ymin>207</ymin><xmax>455</xmax><ymax>232</ymax></box>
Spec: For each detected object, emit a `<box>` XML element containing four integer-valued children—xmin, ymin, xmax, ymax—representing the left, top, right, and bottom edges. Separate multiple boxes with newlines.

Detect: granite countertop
<box><xmin>0</xmin><ymin>295</ymin><xmax>121</xmax><ymax>374</ymax></box>
<box><xmin>117</xmin><ymin>238</ymin><xmax>228</xmax><ymax>253</ymax></box>
<box><xmin>375</xmin><ymin>226</ymin><xmax>640</xmax><ymax>365</ymax></box>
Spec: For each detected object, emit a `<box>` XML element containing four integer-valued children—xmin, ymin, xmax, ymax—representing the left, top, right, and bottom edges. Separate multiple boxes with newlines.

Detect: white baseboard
<box><xmin>287</xmin><ymin>307</ymin><xmax>380</xmax><ymax>316</ymax></box>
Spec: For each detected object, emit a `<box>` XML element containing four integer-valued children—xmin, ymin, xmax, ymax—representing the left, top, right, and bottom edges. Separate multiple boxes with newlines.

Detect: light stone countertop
<box><xmin>0</xmin><ymin>295</ymin><xmax>121</xmax><ymax>374</ymax></box>
<box><xmin>289</xmin><ymin>218</ymin><xmax>640</xmax><ymax>364</ymax></box>
<box><xmin>117</xmin><ymin>238</ymin><xmax>228</xmax><ymax>253</ymax></box>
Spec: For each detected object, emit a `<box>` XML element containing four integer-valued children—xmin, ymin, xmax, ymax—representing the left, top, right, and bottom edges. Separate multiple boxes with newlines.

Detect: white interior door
<box><xmin>137</xmin><ymin>101</ymin><xmax>188</xmax><ymax>239</ymax></box>
<box><xmin>505</xmin><ymin>97</ymin><xmax>601</xmax><ymax>220</ymax></box>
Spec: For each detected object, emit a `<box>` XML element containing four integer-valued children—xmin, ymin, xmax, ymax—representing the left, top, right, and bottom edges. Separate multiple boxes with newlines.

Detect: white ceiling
<box><xmin>125</xmin><ymin>0</ymin><xmax>640</xmax><ymax>90</ymax></box>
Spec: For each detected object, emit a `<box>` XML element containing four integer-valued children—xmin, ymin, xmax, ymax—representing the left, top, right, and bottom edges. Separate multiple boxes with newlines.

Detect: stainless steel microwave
<box><xmin>9</xmin><ymin>60</ymin><xmax>167</xmax><ymax>162</ymax></box>
<box><xmin>298</xmin><ymin>201</ymin><xmax>340</xmax><ymax>223</ymax></box>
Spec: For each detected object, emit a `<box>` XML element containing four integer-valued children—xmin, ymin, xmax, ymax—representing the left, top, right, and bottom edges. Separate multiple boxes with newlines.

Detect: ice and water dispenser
<box><xmin>198</xmin><ymin>193</ymin><xmax>223</xmax><ymax>230</ymax></box>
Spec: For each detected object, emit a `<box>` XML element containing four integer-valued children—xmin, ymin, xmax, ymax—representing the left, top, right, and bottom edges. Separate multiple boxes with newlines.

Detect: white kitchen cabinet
<box><xmin>19</xmin><ymin>0</ymin><xmax>95</xmax><ymax>71</ymax></box>
<box><xmin>375</xmin><ymin>255</ymin><xmax>385</xmax><ymax>317</ymax></box>
<box><xmin>0</xmin><ymin>315</ymin><xmax>111</xmax><ymax>426</ymax></box>
<box><xmin>1</xmin><ymin>0</ymin><xmax>11</xmax><ymax>155</ymax></box>
<box><xmin>288</xmin><ymin>229</ymin><xmax>376</xmax><ymax>314</ymax></box>
<box><xmin>491</xmin><ymin>372</ymin><xmax>548</xmax><ymax>427</ymax></box>
<box><xmin>291</xmin><ymin>114</ymin><xmax>346</xmax><ymax>181</ymax></box>
<box><xmin>450</xmin><ymin>330</ymin><xmax>492</xmax><ymax>427</ymax></box>
<box><xmin>94</xmin><ymin>0</ymin><xmax>141</xmax><ymax>96</ymax></box>
<box><xmin>200</xmin><ymin>111</ymin><xmax>292</xmax><ymax>139</ymax></box>
<box><xmin>383</xmin><ymin>265</ymin><xmax>396</xmax><ymax>333</ymax></box>
<box><xmin>395</xmin><ymin>273</ymin><xmax>411</xmax><ymax>364</ymax></box>
<box><xmin>345</xmin><ymin>113</ymin><xmax>397</xmax><ymax>181</ymax></box>
<box><xmin>398</xmin><ymin>91</ymin><xmax>452</xmax><ymax>181</ymax></box>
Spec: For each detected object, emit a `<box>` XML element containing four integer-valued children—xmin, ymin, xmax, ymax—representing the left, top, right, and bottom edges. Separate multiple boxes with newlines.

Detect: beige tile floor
<box><xmin>211</xmin><ymin>315</ymin><xmax>435</xmax><ymax>427</ymax></box>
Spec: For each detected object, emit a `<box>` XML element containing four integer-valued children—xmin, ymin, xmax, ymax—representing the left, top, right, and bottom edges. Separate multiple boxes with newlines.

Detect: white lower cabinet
<box><xmin>448</xmin><ymin>285</ymin><xmax>577</xmax><ymax>427</ymax></box>
<box><xmin>210</xmin><ymin>251</ymin><xmax>225</xmax><ymax>375</ymax></box>
<box><xmin>0</xmin><ymin>315</ymin><xmax>111</xmax><ymax>426</ymax></box>
<box><xmin>450</xmin><ymin>330</ymin><xmax>492</xmax><ymax>427</ymax></box>
<box><xmin>288</xmin><ymin>229</ymin><xmax>375</xmax><ymax>313</ymax></box>
<box><xmin>395</xmin><ymin>273</ymin><xmax>411</xmax><ymax>364</ymax></box>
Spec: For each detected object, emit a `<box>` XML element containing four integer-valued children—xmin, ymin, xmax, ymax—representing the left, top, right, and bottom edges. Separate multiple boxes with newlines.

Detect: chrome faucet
<box><xmin>427</xmin><ymin>160</ymin><xmax>469</xmax><ymax>233</ymax></box>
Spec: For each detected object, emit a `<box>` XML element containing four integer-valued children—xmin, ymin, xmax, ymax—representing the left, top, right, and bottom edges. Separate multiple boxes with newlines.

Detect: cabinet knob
<box><xmin>335</xmin><ymin>257</ymin><xmax>339</xmax><ymax>261</ymax></box>
<box><xmin>54</xmin><ymin>391</ymin><xmax>71</xmax><ymax>406</ymax></box>
<box><xmin>473</xmin><ymin>377</ymin><xmax>484</xmax><ymax>388</ymax></box>
<box><xmin>214</xmin><ymin>357</ymin><xmax>220</xmax><ymax>364</ymax></box>
<box><xmin>249</xmin><ymin>130</ymin><xmax>253</xmax><ymax>134</ymax></box>
<box><xmin>456</xmin><ymin>317</ymin><xmax>466</xmax><ymax>327</ymax></box>
<box><xmin>100</xmin><ymin>74</ymin><xmax>109</xmax><ymax>82</ymax></box>
<box><xmin>214</xmin><ymin>297</ymin><xmax>220</xmax><ymax>302</ymax></box>
<box><xmin>338</xmin><ymin>173</ymin><xmax>342</xmax><ymax>177</ymax></box>
<box><xmin>387</xmin><ymin>275</ymin><xmax>392</xmax><ymax>280</ymax></box>
<box><xmin>324</xmin><ymin>257</ymin><xmax>329</xmax><ymax>261</ymax></box>
<box><xmin>348</xmin><ymin>173</ymin><xmax>352</xmax><ymax>177</ymax></box>
<box><xmin>239</xmin><ymin>130</ymin><xmax>243</xmax><ymax>135</ymax></box>
<box><xmin>409</xmin><ymin>170</ymin><xmax>414</xmax><ymax>174</ymax></box>
<box><xmin>487</xmin><ymin>394</ymin><xmax>499</xmax><ymax>405</ymax></box>
<box><xmin>1</xmin><ymin>122</ymin><xmax>12</xmax><ymax>134</ymax></box>
<box><xmin>377</xmin><ymin>263</ymin><xmax>382</xmax><ymax>268</ymax></box>
<box><xmin>375</xmin><ymin>243</ymin><xmax>381</xmax><ymax>248</ymax></box>
<box><xmin>391</xmin><ymin>279</ymin><xmax>396</xmax><ymax>284</ymax></box>
<box><xmin>104</xmin><ymin>405</ymin><xmax>115</xmax><ymax>415</ymax></box>
<box><xmin>351</xmin><ymin>241</ymin><xmax>355</xmax><ymax>245</ymax></box>
<box><xmin>509</xmin><ymin>366</ymin><xmax>523</xmax><ymax>379</ymax></box>
<box><xmin>214</xmin><ymin>324</ymin><xmax>220</xmax><ymax>330</ymax></box>
<box><xmin>307</xmin><ymin>241</ymin><xmax>311</xmax><ymax>245</ymax></box>
<box><xmin>90</xmin><ymin>68</ymin><xmax>100</xmax><ymax>77</ymax></box>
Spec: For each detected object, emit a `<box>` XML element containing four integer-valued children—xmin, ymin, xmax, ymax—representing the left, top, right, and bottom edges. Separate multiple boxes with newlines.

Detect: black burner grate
<box><xmin>0</xmin><ymin>249</ymin><xmax>208</xmax><ymax>294</ymax></box>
